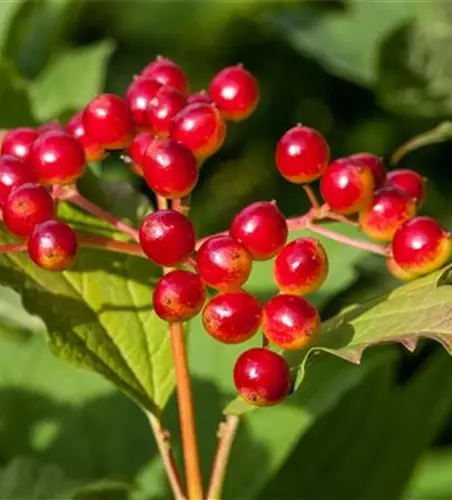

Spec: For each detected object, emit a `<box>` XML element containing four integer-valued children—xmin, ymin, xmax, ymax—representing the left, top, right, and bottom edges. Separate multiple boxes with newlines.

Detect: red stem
<box><xmin>59</xmin><ymin>186</ymin><xmax>140</xmax><ymax>241</ymax></box>
<box><xmin>307</xmin><ymin>222</ymin><xmax>389</xmax><ymax>256</ymax></box>
<box><xmin>0</xmin><ymin>242</ymin><xmax>27</xmax><ymax>253</ymax></box>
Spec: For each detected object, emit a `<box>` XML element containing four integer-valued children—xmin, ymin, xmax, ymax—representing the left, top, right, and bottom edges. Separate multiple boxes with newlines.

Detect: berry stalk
<box><xmin>207</xmin><ymin>415</ymin><xmax>240</xmax><ymax>499</ymax></box>
<box><xmin>164</xmin><ymin>197</ymin><xmax>204</xmax><ymax>499</ymax></box>
<box><xmin>146</xmin><ymin>413</ymin><xmax>186</xmax><ymax>500</ymax></box>
<box><xmin>169</xmin><ymin>320</ymin><xmax>204</xmax><ymax>499</ymax></box>
<box><xmin>307</xmin><ymin>222</ymin><xmax>389</xmax><ymax>256</ymax></box>
<box><xmin>58</xmin><ymin>185</ymin><xmax>140</xmax><ymax>241</ymax></box>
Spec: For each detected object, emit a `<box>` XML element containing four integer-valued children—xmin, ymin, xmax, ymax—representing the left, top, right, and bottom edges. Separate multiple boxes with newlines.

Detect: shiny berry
<box><xmin>139</xmin><ymin>209</ymin><xmax>195</xmax><ymax>267</ymax></box>
<box><xmin>28</xmin><ymin>220</ymin><xmax>78</xmax><ymax>271</ymax></box>
<box><xmin>83</xmin><ymin>93</ymin><xmax>135</xmax><ymax>150</ymax></box>
<box><xmin>359</xmin><ymin>187</ymin><xmax>416</xmax><ymax>242</ymax></box>
<box><xmin>0</xmin><ymin>155</ymin><xmax>37</xmax><ymax>207</ymax></box>
<box><xmin>126</xmin><ymin>77</ymin><xmax>162</xmax><ymax>129</ymax></box>
<box><xmin>233</xmin><ymin>348</ymin><xmax>291</xmax><ymax>406</ymax></box>
<box><xmin>276</xmin><ymin>125</ymin><xmax>330</xmax><ymax>184</ymax></box>
<box><xmin>387</xmin><ymin>169</ymin><xmax>426</xmax><ymax>205</ymax></box>
<box><xmin>127</xmin><ymin>131</ymin><xmax>154</xmax><ymax>176</ymax></box>
<box><xmin>141</xmin><ymin>57</ymin><xmax>189</xmax><ymax>95</ymax></box>
<box><xmin>262</xmin><ymin>294</ymin><xmax>320</xmax><ymax>351</ymax></box>
<box><xmin>146</xmin><ymin>86</ymin><xmax>186</xmax><ymax>137</ymax></box>
<box><xmin>3</xmin><ymin>183</ymin><xmax>54</xmax><ymax>237</ymax></box>
<box><xmin>208</xmin><ymin>65</ymin><xmax>259</xmax><ymax>121</ymax></box>
<box><xmin>142</xmin><ymin>137</ymin><xmax>198</xmax><ymax>199</ymax></box>
<box><xmin>197</xmin><ymin>235</ymin><xmax>252</xmax><ymax>292</ymax></box>
<box><xmin>67</xmin><ymin>111</ymin><xmax>105</xmax><ymax>163</ymax></box>
<box><xmin>386</xmin><ymin>256</ymin><xmax>415</xmax><ymax>281</ymax></box>
<box><xmin>153</xmin><ymin>270</ymin><xmax>205</xmax><ymax>322</ymax></box>
<box><xmin>349</xmin><ymin>152</ymin><xmax>386</xmax><ymax>188</ymax></box>
<box><xmin>392</xmin><ymin>217</ymin><xmax>451</xmax><ymax>276</ymax></box>
<box><xmin>38</xmin><ymin>121</ymin><xmax>66</xmax><ymax>135</ymax></box>
<box><xmin>274</xmin><ymin>237</ymin><xmax>328</xmax><ymax>295</ymax></box>
<box><xmin>202</xmin><ymin>290</ymin><xmax>261</xmax><ymax>344</ymax></box>
<box><xmin>230</xmin><ymin>201</ymin><xmax>288</xmax><ymax>261</ymax></box>
<box><xmin>171</xmin><ymin>102</ymin><xmax>226</xmax><ymax>159</ymax></box>
<box><xmin>1</xmin><ymin>128</ymin><xmax>38</xmax><ymax>161</ymax></box>
<box><xmin>320</xmin><ymin>157</ymin><xmax>374</xmax><ymax>214</ymax></box>
<box><xmin>187</xmin><ymin>90</ymin><xmax>212</xmax><ymax>105</ymax></box>
<box><xmin>28</xmin><ymin>131</ymin><xmax>86</xmax><ymax>185</ymax></box>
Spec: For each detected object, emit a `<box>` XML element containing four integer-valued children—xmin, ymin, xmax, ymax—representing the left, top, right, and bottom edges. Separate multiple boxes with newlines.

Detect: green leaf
<box><xmin>227</xmin><ymin>264</ymin><xmax>452</xmax><ymax>415</ymax></box>
<box><xmin>261</xmin><ymin>349</ymin><xmax>452</xmax><ymax>499</ymax></box>
<box><xmin>391</xmin><ymin>121</ymin><xmax>452</xmax><ymax>164</ymax></box>
<box><xmin>0</xmin><ymin>0</ymin><xmax>25</xmax><ymax>54</ymax></box>
<box><xmin>0</xmin><ymin>242</ymin><xmax>172</xmax><ymax>416</ymax></box>
<box><xmin>378</xmin><ymin>3</ymin><xmax>452</xmax><ymax>118</ymax></box>
<box><xmin>29</xmin><ymin>40</ymin><xmax>115</xmax><ymax>122</ymax></box>
<box><xmin>0</xmin><ymin>58</ymin><xmax>34</xmax><ymax>127</ymax></box>
<box><xmin>0</xmin><ymin>457</ymin><xmax>134</xmax><ymax>500</ymax></box>
<box><xmin>0</xmin><ymin>285</ymin><xmax>44</xmax><ymax>340</ymax></box>
<box><xmin>407</xmin><ymin>448</ymin><xmax>452</xmax><ymax>499</ymax></box>
<box><xmin>0</xmin><ymin>457</ymin><xmax>77</xmax><ymax>499</ymax></box>
<box><xmin>267</xmin><ymin>0</ymin><xmax>414</xmax><ymax>87</ymax></box>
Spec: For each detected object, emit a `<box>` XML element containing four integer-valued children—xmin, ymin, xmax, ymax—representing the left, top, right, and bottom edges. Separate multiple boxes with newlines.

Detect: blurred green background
<box><xmin>2</xmin><ymin>0</ymin><xmax>452</xmax><ymax>498</ymax></box>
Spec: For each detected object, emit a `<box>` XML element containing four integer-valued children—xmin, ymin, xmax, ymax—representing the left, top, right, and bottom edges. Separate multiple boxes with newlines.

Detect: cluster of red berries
<box><xmin>0</xmin><ymin>55</ymin><xmax>449</xmax><ymax>408</ymax></box>
<box><xmin>276</xmin><ymin>125</ymin><xmax>450</xmax><ymax>280</ymax></box>
<box><xmin>0</xmin><ymin>57</ymin><xmax>258</xmax><ymax>270</ymax></box>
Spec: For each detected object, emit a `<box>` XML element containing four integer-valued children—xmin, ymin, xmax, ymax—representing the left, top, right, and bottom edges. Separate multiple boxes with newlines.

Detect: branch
<box><xmin>169</xmin><ymin>321</ymin><xmax>204</xmax><ymax>499</ymax></box>
<box><xmin>146</xmin><ymin>412</ymin><xmax>186</xmax><ymax>500</ymax></box>
<box><xmin>307</xmin><ymin>222</ymin><xmax>389</xmax><ymax>256</ymax></box>
<box><xmin>58</xmin><ymin>185</ymin><xmax>140</xmax><ymax>241</ymax></box>
<box><xmin>207</xmin><ymin>416</ymin><xmax>240</xmax><ymax>499</ymax></box>
<box><xmin>302</xmin><ymin>184</ymin><xmax>320</xmax><ymax>210</ymax></box>
<box><xmin>0</xmin><ymin>242</ymin><xmax>27</xmax><ymax>253</ymax></box>
<box><xmin>77</xmin><ymin>235</ymin><xmax>145</xmax><ymax>257</ymax></box>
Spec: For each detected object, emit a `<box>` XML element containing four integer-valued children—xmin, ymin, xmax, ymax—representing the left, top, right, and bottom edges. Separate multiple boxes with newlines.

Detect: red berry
<box><xmin>262</xmin><ymin>294</ymin><xmax>320</xmax><ymax>350</ymax></box>
<box><xmin>208</xmin><ymin>65</ymin><xmax>259</xmax><ymax>121</ymax></box>
<box><xmin>233</xmin><ymin>348</ymin><xmax>291</xmax><ymax>406</ymax></box>
<box><xmin>171</xmin><ymin>102</ymin><xmax>226</xmax><ymax>159</ymax></box>
<box><xmin>359</xmin><ymin>187</ymin><xmax>416</xmax><ymax>242</ymax></box>
<box><xmin>276</xmin><ymin>125</ymin><xmax>330</xmax><ymax>184</ymax></box>
<box><xmin>230</xmin><ymin>201</ymin><xmax>288</xmax><ymax>261</ymax></box>
<box><xmin>139</xmin><ymin>209</ymin><xmax>195</xmax><ymax>267</ymax></box>
<box><xmin>387</xmin><ymin>169</ymin><xmax>426</xmax><ymax>205</ymax></box>
<box><xmin>153</xmin><ymin>270</ymin><xmax>205</xmax><ymax>322</ymax></box>
<box><xmin>28</xmin><ymin>220</ymin><xmax>78</xmax><ymax>271</ymax></box>
<box><xmin>146</xmin><ymin>86</ymin><xmax>186</xmax><ymax>137</ymax></box>
<box><xmin>392</xmin><ymin>217</ymin><xmax>451</xmax><ymax>276</ymax></box>
<box><xmin>187</xmin><ymin>90</ymin><xmax>212</xmax><ymax>105</ymax></box>
<box><xmin>0</xmin><ymin>155</ymin><xmax>37</xmax><ymax>207</ymax></box>
<box><xmin>28</xmin><ymin>131</ymin><xmax>86</xmax><ymax>185</ymax></box>
<box><xmin>141</xmin><ymin>57</ymin><xmax>189</xmax><ymax>95</ymax></box>
<box><xmin>126</xmin><ymin>77</ymin><xmax>162</xmax><ymax>129</ymax></box>
<box><xmin>38</xmin><ymin>121</ymin><xmax>67</xmax><ymax>135</ymax></box>
<box><xmin>3</xmin><ymin>183</ymin><xmax>54</xmax><ymax>237</ymax></box>
<box><xmin>197</xmin><ymin>235</ymin><xmax>252</xmax><ymax>292</ymax></box>
<box><xmin>142</xmin><ymin>137</ymin><xmax>198</xmax><ymax>199</ymax></box>
<box><xmin>274</xmin><ymin>237</ymin><xmax>328</xmax><ymax>295</ymax></box>
<box><xmin>386</xmin><ymin>256</ymin><xmax>415</xmax><ymax>281</ymax></box>
<box><xmin>83</xmin><ymin>93</ymin><xmax>135</xmax><ymax>150</ymax></box>
<box><xmin>1</xmin><ymin>128</ymin><xmax>38</xmax><ymax>161</ymax></box>
<box><xmin>349</xmin><ymin>153</ymin><xmax>386</xmax><ymax>188</ymax></box>
<box><xmin>67</xmin><ymin>111</ymin><xmax>105</xmax><ymax>163</ymax></box>
<box><xmin>202</xmin><ymin>290</ymin><xmax>261</xmax><ymax>344</ymax></box>
<box><xmin>127</xmin><ymin>131</ymin><xmax>154</xmax><ymax>176</ymax></box>
<box><xmin>320</xmin><ymin>157</ymin><xmax>374</xmax><ymax>214</ymax></box>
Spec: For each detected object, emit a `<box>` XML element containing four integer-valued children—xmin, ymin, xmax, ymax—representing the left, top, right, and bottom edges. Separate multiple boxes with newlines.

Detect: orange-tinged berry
<box><xmin>359</xmin><ymin>187</ymin><xmax>416</xmax><ymax>242</ymax></box>
<box><xmin>262</xmin><ymin>294</ymin><xmax>320</xmax><ymax>351</ymax></box>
